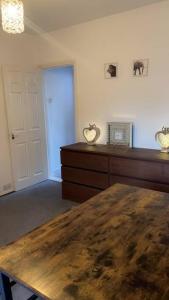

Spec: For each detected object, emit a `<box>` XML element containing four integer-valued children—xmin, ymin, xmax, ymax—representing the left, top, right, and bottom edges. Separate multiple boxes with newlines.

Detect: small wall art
<box><xmin>133</xmin><ymin>59</ymin><xmax>149</xmax><ymax>77</ymax></box>
<box><xmin>107</xmin><ymin>122</ymin><xmax>133</xmax><ymax>148</ymax></box>
<box><xmin>104</xmin><ymin>63</ymin><xmax>118</xmax><ymax>79</ymax></box>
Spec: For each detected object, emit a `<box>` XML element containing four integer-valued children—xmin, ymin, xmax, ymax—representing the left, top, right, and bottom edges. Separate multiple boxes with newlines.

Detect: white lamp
<box><xmin>1</xmin><ymin>0</ymin><xmax>24</xmax><ymax>34</ymax></box>
<box><xmin>83</xmin><ymin>124</ymin><xmax>101</xmax><ymax>145</ymax></box>
<box><xmin>155</xmin><ymin>127</ymin><xmax>169</xmax><ymax>153</ymax></box>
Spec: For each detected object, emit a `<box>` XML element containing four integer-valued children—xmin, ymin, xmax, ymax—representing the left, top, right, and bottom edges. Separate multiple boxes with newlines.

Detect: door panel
<box><xmin>15</xmin><ymin>143</ymin><xmax>29</xmax><ymax>179</ymax></box>
<box><xmin>3</xmin><ymin>66</ymin><xmax>47</xmax><ymax>191</ymax></box>
<box><xmin>30</xmin><ymin>139</ymin><xmax>44</xmax><ymax>176</ymax></box>
<box><xmin>9</xmin><ymin>94</ymin><xmax>26</xmax><ymax>131</ymax></box>
<box><xmin>8</xmin><ymin>71</ymin><xmax>23</xmax><ymax>93</ymax></box>
<box><xmin>28</xmin><ymin>95</ymin><xmax>41</xmax><ymax>129</ymax></box>
<box><xmin>25</xmin><ymin>71</ymin><xmax>39</xmax><ymax>94</ymax></box>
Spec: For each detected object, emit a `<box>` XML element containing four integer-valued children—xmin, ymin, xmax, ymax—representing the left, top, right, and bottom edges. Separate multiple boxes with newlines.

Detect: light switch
<box><xmin>48</xmin><ymin>98</ymin><xmax>53</xmax><ymax>103</ymax></box>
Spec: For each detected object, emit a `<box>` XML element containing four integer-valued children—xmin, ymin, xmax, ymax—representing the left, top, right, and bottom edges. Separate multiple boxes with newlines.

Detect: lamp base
<box><xmin>161</xmin><ymin>148</ymin><xmax>169</xmax><ymax>153</ymax></box>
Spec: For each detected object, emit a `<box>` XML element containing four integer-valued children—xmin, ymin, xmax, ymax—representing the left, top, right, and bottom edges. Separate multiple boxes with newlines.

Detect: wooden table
<box><xmin>1</xmin><ymin>184</ymin><xmax>169</xmax><ymax>300</ymax></box>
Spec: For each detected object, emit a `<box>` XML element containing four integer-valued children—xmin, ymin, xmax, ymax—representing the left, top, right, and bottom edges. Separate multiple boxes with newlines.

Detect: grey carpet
<box><xmin>0</xmin><ymin>180</ymin><xmax>77</xmax><ymax>300</ymax></box>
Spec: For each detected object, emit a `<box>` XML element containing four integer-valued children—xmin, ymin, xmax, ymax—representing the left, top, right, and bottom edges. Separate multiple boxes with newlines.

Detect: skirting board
<box><xmin>48</xmin><ymin>176</ymin><xmax>62</xmax><ymax>183</ymax></box>
<box><xmin>0</xmin><ymin>188</ymin><xmax>13</xmax><ymax>197</ymax></box>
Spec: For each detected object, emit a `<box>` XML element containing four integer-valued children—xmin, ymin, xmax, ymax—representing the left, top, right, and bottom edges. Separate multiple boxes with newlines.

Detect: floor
<box><xmin>0</xmin><ymin>180</ymin><xmax>77</xmax><ymax>300</ymax></box>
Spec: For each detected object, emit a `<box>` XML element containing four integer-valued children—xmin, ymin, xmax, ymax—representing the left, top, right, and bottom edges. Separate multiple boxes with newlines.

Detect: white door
<box><xmin>3</xmin><ymin>66</ymin><xmax>48</xmax><ymax>191</ymax></box>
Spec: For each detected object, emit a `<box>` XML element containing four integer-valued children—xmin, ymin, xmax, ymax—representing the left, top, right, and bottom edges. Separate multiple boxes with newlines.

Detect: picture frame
<box><xmin>104</xmin><ymin>63</ymin><xmax>118</xmax><ymax>79</ymax></box>
<box><xmin>132</xmin><ymin>59</ymin><xmax>149</xmax><ymax>77</ymax></box>
<box><xmin>107</xmin><ymin>122</ymin><xmax>133</xmax><ymax>147</ymax></box>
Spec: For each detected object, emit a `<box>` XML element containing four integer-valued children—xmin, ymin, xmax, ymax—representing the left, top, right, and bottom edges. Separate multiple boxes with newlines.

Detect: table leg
<box><xmin>0</xmin><ymin>273</ymin><xmax>13</xmax><ymax>300</ymax></box>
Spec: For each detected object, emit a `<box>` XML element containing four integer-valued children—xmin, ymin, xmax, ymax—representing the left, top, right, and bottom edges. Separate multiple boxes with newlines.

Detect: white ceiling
<box><xmin>3</xmin><ymin>0</ymin><xmax>166</xmax><ymax>32</ymax></box>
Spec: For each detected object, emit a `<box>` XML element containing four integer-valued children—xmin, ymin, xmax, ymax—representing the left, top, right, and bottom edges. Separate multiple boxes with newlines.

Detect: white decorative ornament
<box><xmin>155</xmin><ymin>127</ymin><xmax>169</xmax><ymax>153</ymax></box>
<box><xmin>1</xmin><ymin>0</ymin><xmax>24</xmax><ymax>34</ymax></box>
<box><xmin>83</xmin><ymin>124</ymin><xmax>100</xmax><ymax>146</ymax></box>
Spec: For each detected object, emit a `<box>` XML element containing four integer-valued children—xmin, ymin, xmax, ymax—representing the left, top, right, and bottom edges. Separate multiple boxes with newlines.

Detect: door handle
<box><xmin>11</xmin><ymin>133</ymin><xmax>15</xmax><ymax>140</ymax></box>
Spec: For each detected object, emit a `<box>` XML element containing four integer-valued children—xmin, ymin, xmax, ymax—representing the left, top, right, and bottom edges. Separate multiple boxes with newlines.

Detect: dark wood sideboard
<box><xmin>61</xmin><ymin>143</ymin><xmax>169</xmax><ymax>202</ymax></box>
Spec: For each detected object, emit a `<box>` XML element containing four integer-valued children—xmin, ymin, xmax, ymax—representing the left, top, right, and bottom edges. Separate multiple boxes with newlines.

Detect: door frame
<box><xmin>2</xmin><ymin>65</ymin><xmax>21</xmax><ymax>192</ymax></box>
<box><xmin>0</xmin><ymin>65</ymin><xmax>14</xmax><ymax>194</ymax></box>
<box><xmin>40</xmin><ymin>60</ymin><xmax>77</xmax><ymax>182</ymax></box>
<box><xmin>2</xmin><ymin>65</ymin><xmax>48</xmax><ymax>191</ymax></box>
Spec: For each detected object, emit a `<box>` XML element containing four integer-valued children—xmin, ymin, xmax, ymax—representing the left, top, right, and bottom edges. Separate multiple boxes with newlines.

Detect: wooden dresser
<box><xmin>61</xmin><ymin>143</ymin><xmax>169</xmax><ymax>202</ymax></box>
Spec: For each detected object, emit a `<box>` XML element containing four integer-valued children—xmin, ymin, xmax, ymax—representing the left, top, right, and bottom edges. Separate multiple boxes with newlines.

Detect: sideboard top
<box><xmin>61</xmin><ymin>142</ymin><xmax>169</xmax><ymax>163</ymax></box>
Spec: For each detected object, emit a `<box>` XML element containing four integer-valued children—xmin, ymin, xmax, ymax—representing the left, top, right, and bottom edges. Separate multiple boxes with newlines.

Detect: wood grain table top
<box><xmin>0</xmin><ymin>184</ymin><xmax>169</xmax><ymax>300</ymax></box>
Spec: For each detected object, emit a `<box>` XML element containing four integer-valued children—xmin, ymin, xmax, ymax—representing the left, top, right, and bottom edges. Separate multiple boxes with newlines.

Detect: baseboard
<box><xmin>0</xmin><ymin>188</ymin><xmax>14</xmax><ymax>197</ymax></box>
<box><xmin>48</xmin><ymin>176</ymin><xmax>62</xmax><ymax>183</ymax></box>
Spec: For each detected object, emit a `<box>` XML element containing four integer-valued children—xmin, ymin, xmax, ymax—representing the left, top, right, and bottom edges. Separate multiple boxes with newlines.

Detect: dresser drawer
<box><xmin>61</xmin><ymin>150</ymin><xmax>108</xmax><ymax>172</ymax></box>
<box><xmin>62</xmin><ymin>182</ymin><xmax>101</xmax><ymax>203</ymax></box>
<box><xmin>62</xmin><ymin>167</ymin><xmax>109</xmax><ymax>189</ymax></box>
<box><xmin>110</xmin><ymin>157</ymin><xmax>169</xmax><ymax>184</ymax></box>
<box><xmin>110</xmin><ymin>175</ymin><xmax>169</xmax><ymax>193</ymax></box>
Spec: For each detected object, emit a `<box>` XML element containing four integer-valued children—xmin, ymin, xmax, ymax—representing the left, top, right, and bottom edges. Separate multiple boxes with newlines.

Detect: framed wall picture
<box><xmin>104</xmin><ymin>63</ymin><xmax>118</xmax><ymax>79</ymax></box>
<box><xmin>133</xmin><ymin>59</ymin><xmax>149</xmax><ymax>77</ymax></box>
<box><xmin>107</xmin><ymin>122</ymin><xmax>133</xmax><ymax>147</ymax></box>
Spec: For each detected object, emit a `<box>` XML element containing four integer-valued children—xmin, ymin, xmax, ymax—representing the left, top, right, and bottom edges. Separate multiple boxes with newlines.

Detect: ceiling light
<box><xmin>1</xmin><ymin>0</ymin><xmax>24</xmax><ymax>34</ymax></box>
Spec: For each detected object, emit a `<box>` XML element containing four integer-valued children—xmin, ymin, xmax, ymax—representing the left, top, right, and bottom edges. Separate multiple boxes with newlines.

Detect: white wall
<box><xmin>36</xmin><ymin>0</ymin><xmax>169</xmax><ymax>149</ymax></box>
<box><xmin>44</xmin><ymin>67</ymin><xmax>75</xmax><ymax>180</ymax></box>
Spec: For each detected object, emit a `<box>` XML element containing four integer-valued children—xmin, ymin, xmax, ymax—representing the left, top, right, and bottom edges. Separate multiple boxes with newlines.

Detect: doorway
<box><xmin>3</xmin><ymin>66</ymin><xmax>48</xmax><ymax>192</ymax></box>
<box><xmin>43</xmin><ymin>65</ymin><xmax>76</xmax><ymax>181</ymax></box>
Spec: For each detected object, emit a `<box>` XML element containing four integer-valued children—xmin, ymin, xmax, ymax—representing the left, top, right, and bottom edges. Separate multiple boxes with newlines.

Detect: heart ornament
<box><xmin>83</xmin><ymin>124</ymin><xmax>100</xmax><ymax>145</ymax></box>
<box><xmin>155</xmin><ymin>127</ymin><xmax>169</xmax><ymax>153</ymax></box>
